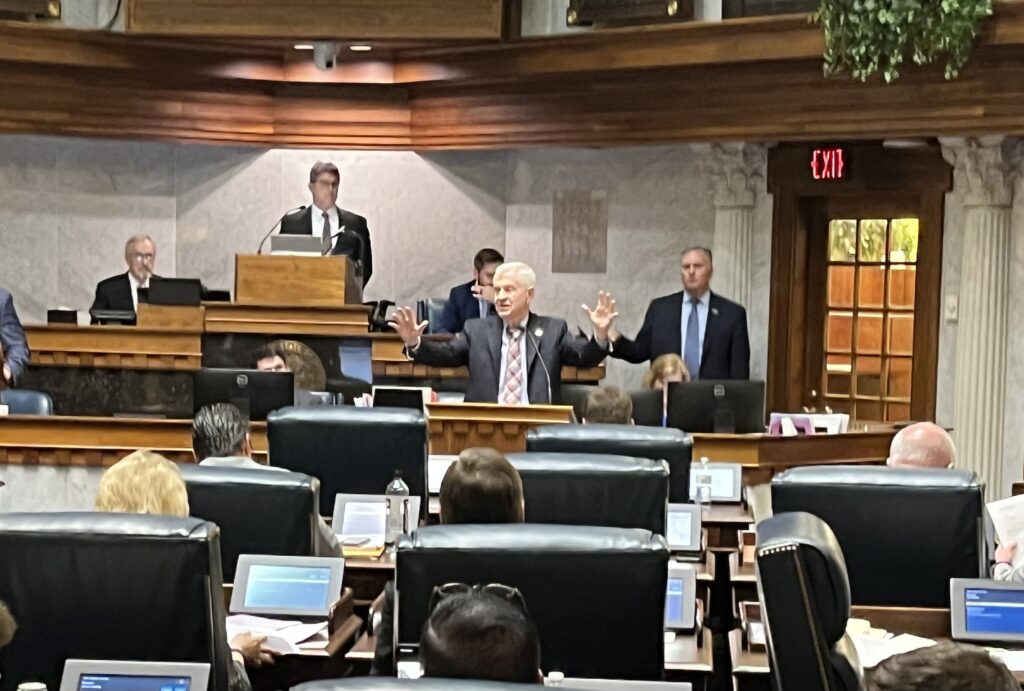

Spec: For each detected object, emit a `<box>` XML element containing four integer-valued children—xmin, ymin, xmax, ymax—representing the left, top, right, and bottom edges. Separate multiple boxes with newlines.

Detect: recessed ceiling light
<box><xmin>293</xmin><ymin>43</ymin><xmax>315</xmax><ymax>50</ymax></box>
<box><xmin>349</xmin><ymin>45</ymin><xmax>372</xmax><ymax>52</ymax></box>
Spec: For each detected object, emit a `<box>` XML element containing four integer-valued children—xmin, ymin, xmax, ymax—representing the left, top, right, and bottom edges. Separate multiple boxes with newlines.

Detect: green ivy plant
<box><xmin>813</xmin><ymin>0</ymin><xmax>994</xmax><ymax>82</ymax></box>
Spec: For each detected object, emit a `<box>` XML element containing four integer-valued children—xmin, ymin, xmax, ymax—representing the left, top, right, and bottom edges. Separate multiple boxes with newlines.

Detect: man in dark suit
<box><xmin>612</xmin><ymin>247</ymin><xmax>750</xmax><ymax>380</ymax></box>
<box><xmin>0</xmin><ymin>288</ymin><xmax>29</xmax><ymax>386</ymax></box>
<box><xmin>279</xmin><ymin>161</ymin><xmax>373</xmax><ymax>287</ymax></box>
<box><xmin>89</xmin><ymin>235</ymin><xmax>157</xmax><ymax>320</ymax></box>
<box><xmin>391</xmin><ymin>262</ymin><xmax>617</xmax><ymax>404</ymax></box>
<box><xmin>437</xmin><ymin>247</ymin><xmax>504</xmax><ymax>334</ymax></box>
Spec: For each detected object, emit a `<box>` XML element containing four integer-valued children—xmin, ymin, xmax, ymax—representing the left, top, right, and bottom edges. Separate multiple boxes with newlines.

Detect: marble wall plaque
<box><xmin>552</xmin><ymin>190</ymin><xmax>608</xmax><ymax>273</ymax></box>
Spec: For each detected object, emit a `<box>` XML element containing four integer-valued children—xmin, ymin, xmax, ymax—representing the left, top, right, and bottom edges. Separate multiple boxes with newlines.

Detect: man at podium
<box><xmin>390</xmin><ymin>262</ymin><xmax>617</xmax><ymax>405</ymax></box>
<box><xmin>279</xmin><ymin>161</ymin><xmax>373</xmax><ymax>287</ymax></box>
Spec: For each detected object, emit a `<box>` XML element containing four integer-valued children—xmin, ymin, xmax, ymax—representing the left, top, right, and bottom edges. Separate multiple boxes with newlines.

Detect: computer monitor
<box><xmin>230</xmin><ymin>554</ymin><xmax>344</xmax><ymax>618</ymax></box>
<box><xmin>372</xmin><ymin>386</ymin><xmax>429</xmax><ymax>413</ymax></box>
<box><xmin>951</xmin><ymin>578</ymin><xmax>1024</xmax><ymax>643</ymax></box>
<box><xmin>666</xmin><ymin>503</ymin><xmax>702</xmax><ymax>552</ymax></box>
<box><xmin>60</xmin><ymin>660</ymin><xmax>210</xmax><ymax>691</ymax></box>
<box><xmin>630</xmin><ymin>389</ymin><xmax>668</xmax><ymax>427</ymax></box>
<box><xmin>666</xmin><ymin>380</ymin><xmax>766</xmax><ymax>434</ymax></box>
<box><xmin>331</xmin><ymin>493</ymin><xmax>422</xmax><ymax>544</ymax></box>
<box><xmin>149</xmin><ymin>277</ymin><xmax>203</xmax><ymax>307</ymax></box>
<box><xmin>193</xmin><ymin>368</ymin><xmax>294</xmax><ymax>422</ymax></box>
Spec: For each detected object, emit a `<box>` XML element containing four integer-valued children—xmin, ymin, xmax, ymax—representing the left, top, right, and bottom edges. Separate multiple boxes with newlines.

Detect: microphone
<box><xmin>256</xmin><ymin>205</ymin><xmax>307</xmax><ymax>254</ymax></box>
<box><xmin>525</xmin><ymin>327</ymin><xmax>553</xmax><ymax>405</ymax></box>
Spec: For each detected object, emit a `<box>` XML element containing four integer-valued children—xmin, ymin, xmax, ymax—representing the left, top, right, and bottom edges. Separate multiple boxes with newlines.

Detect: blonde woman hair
<box><xmin>642</xmin><ymin>353</ymin><xmax>691</xmax><ymax>389</ymax></box>
<box><xmin>95</xmin><ymin>450</ymin><xmax>189</xmax><ymax>517</ymax></box>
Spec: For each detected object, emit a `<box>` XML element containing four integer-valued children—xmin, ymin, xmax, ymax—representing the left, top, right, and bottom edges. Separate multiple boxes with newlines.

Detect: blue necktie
<box><xmin>684</xmin><ymin>297</ymin><xmax>700</xmax><ymax>381</ymax></box>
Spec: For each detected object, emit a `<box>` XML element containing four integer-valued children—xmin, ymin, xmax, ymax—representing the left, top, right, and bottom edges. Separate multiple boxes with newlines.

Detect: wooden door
<box><xmin>767</xmin><ymin>143</ymin><xmax>950</xmax><ymax>422</ymax></box>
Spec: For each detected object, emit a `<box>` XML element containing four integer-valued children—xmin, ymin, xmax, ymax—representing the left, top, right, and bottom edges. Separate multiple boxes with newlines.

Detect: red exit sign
<box><xmin>811</xmin><ymin>147</ymin><xmax>846</xmax><ymax>180</ymax></box>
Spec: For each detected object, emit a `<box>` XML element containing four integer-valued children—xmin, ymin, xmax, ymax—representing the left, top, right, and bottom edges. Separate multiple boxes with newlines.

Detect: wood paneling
<box><xmin>26</xmin><ymin>325</ymin><xmax>202</xmax><ymax>370</ymax></box>
<box><xmin>127</xmin><ymin>0</ymin><xmax>505</xmax><ymax>40</ymax></box>
<box><xmin>2</xmin><ymin>7</ymin><xmax>1024</xmax><ymax>146</ymax></box>
<box><xmin>203</xmin><ymin>303</ymin><xmax>370</xmax><ymax>336</ymax></box>
<box><xmin>0</xmin><ymin>415</ymin><xmax>268</xmax><ymax>466</ymax></box>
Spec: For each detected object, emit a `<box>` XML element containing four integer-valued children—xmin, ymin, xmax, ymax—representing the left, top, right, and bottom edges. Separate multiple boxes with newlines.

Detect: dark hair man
<box><xmin>278</xmin><ymin>161</ymin><xmax>372</xmax><ymax>286</ymax></box>
<box><xmin>253</xmin><ymin>343</ymin><xmax>290</xmax><ymax>372</ymax></box>
<box><xmin>437</xmin><ymin>248</ymin><xmax>505</xmax><ymax>334</ymax></box>
<box><xmin>867</xmin><ymin>642</ymin><xmax>1017</xmax><ymax>691</ymax></box>
<box><xmin>420</xmin><ymin>588</ymin><xmax>541</xmax><ymax>684</ymax></box>
<box><xmin>372</xmin><ymin>447</ymin><xmax>526</xmax><ymax>674</ymax></box>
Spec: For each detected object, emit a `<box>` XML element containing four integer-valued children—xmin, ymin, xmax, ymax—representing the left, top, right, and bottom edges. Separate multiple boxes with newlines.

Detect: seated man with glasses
<box><xmin>90</xmin><ymin>234</ymin><xmax>159</xmax><ymax>320</ymax></box>
<box><xmin>420</xmin><ymin>584</ymin><xmax>541</xmax><ymax>684</ymax></box>
<box><xmin>372</xmin><ymin>447</ymin><xmax>525</xmax><ymax>674</ymax></box>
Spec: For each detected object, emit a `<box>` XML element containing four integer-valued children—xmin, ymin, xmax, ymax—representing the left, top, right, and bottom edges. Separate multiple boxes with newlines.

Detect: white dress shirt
<box><xmin>312</xmin><ymin>205</ymin><xmax>342</xmax><ymax>252</ymax></box>
<box><xmin>128</xmin><ymin>272</ymin><xmax>149</xmax><ymax>313</ymax></box>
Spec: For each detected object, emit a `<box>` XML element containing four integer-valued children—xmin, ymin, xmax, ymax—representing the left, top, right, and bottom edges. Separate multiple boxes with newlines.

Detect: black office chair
<box><xmin>558</xmin><ymin>383</ymin><xmax>595</xmax><ymax>421</ymax></box>
<box><xmin>772</xmin><ymin>465</ymin><xmax>984</xmax><ymax>607</ymax></box>
<box><xmin>268</xmin><ymin>406</ymin><xmax>428</xmax><ymax>517</ymax></box>
<box><xmin>0</xmin><ymin>512</ymin><xmax>232</xmax><ymax>691</ymax></box>
<box><xmin>506</xmin><ymin>451</ymin><xmax>668</xmax><ymax>534</ymax></box>
<box><xmin>756</xmin><ymin>511</ymin><xmax>862</xmax><ymax>691</ymax></box>
<box><xmin>526</xmin><ymin>423</ymin><xmax>693</xmax><ymax>502</ymax></box>
<box><xmin>0</xmin><ymin>389</ymin><xmax>53</xmax><ymax>415</ymax></box>
<box><xmin>396</xmin><ymin>524</ymin><xmax>668</xmax><ymax>680</ymax></box>
<box><xmin>416</xmin><ymin>298</ymin><xmax>450</xmax><ymax>334</ymax></box>
<box><xmin>180</xmin><ymin>464</ymin><xmax>321</xmax><ymax>581</ymax></box>
<box><xmin>297</xmin><ymin>680</ymin><xmax>559</xmax><ymax>691</ymax></box>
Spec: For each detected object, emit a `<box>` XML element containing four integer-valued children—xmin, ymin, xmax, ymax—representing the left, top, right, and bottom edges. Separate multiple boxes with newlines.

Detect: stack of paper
<box><xmin>850</xmin><ymin>633</ymin><xmax>936</xmax><ymax>668</ymax></box>
<box><xmin>987</xmin><ymin>494</ymin><xmax>1024</xmax><ymax>572</ymax></box>
<box><xmin>226</xmin><ymin>614</ymin><xmax>328</xmax><ymax>655</ymax></box>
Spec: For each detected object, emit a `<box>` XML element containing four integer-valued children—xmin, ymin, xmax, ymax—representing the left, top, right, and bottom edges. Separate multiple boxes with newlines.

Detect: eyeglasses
<box><xmin>428</xmin><ymin>582</ymin><xmax>529</xmax><ymax>616</ymax></box>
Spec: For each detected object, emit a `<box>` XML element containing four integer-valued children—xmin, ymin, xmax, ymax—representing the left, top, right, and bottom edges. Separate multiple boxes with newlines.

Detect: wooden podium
<box><xmin>234</xmin><ymin>254</ymin><xmax>362</xmax><ymax>307</ymax></box>
<box><xmin>425</xmin><ymin>402</ymin><xmax>575</xmax><ymax>454</ymax></box>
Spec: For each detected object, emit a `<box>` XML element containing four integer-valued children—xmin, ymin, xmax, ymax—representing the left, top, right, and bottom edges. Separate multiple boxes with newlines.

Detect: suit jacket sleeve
<box><xmin>556</xmin><ymin>323</ymin><xmax>608</xmax><ymax>368</ymax></box>
<box><xmin>370</xmin><ymin>581</ymin><xmax>396</xmax><ymax>675</ymax></box>
<box><xmin>436</xmin><ymin>286</ymin><xmax>461</xmax><ymax>334</ymax></box>
<box><xmin>731</xmin><ymin>306</ymin><xmax>751</xmax><ymax>379</ymax></box>
<box><xmin>358</xmin><ymin>216</ymin><xmax>373</xmax><ymax>286</ymax></box>
<box><xmin>1</xmin><ymin>293</ymin><xmax>29</xmax><ymax>383</ymax></box>
<box><xmin>410</xmin><ymin>331</ymin><xmax>471</xmax><ymax>368</ymax></box>
<box><xmin>612</xmin><ymin>302</ymin><xmax>656</xmax><ymax>364</ymax></box>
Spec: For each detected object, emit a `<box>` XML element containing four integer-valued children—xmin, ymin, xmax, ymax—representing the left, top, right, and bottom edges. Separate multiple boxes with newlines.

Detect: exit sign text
<box><xmin>811</xmin><ymin>147</ymin><xmax>846</xmax><ymax>180</ymax></box>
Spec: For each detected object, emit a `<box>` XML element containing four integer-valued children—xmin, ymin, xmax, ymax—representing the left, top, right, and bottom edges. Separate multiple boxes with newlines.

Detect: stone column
<box><xmin>941</xmin><ymin>137</ymin><xmax>1021</xmax><ymax>494</ymax></box>
<box><xmin>702</xmin><ymin>143</ymin><xmax>766</xmax><ymax>309</ymax></box>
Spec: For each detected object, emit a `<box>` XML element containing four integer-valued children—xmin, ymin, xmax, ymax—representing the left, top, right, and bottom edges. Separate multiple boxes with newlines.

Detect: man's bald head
<box><xmin>887</xmin><ymin>422</ymin><xmax>956</xmax><ymax>469</ymax></box>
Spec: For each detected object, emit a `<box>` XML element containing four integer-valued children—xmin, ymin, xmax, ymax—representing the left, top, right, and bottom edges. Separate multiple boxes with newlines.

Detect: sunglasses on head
<box><xmin>428</xmin><ymin>582</ymin><xmax>529</xmax><ymax>616</ymax></box>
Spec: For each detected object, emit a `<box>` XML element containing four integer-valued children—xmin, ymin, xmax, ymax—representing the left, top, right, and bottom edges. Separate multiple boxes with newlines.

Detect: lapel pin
<box><xmin>535</xmin><ymin>328</ymin><xmax>544</xmax><ymax>338</ymax></box>
<box><xmin>711</xmin><ymin>308</ymin><xmax>719</xmax><ymax>316</ymax></box>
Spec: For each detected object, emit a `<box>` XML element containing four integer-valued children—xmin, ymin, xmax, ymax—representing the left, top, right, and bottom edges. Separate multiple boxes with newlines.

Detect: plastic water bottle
<box><xmin>694</xmin><ymin>456</ymin><xmax>713</xmax><ymax>510</ymax></box>
<box><xmin>385</xmin><ymin>470</ymin><xmax>410</xmax><ymax>544</ymax></box>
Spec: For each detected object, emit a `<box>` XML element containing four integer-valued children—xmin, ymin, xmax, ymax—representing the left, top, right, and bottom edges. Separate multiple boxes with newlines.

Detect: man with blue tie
<box><xmin>436</xmin><ymin>248</ymin><xmax>504</xmax><ymax>334</ymax></box>
<box><xmin>611</xmin><ymin>247</ymin><xmax>750</xmax><ymax>380</ymax></box>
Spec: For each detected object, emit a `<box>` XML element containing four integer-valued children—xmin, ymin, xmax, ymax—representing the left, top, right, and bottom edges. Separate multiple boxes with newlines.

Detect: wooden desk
<box><xmin>0</xmin><ymin>415</ymin><xmax>268</xmax><ymax>466</ymax></box>
<box><xmin>693</xmin><ymin>428</ymin><xmax>896</xmax><ymax>485</ymax></box>
<box><xmin>426</xmin><ymin>402</ymin><xmax>575</xmax><ymax>454</ymax></box>
<box><xmin>26</xmin><ymin>324</ymin><xmax>202</xmax><ymax>371</ymax></box>
<box><xmin>704</xmin><ymin>503</ymin><xmax>754</xmax><ymax>550</ymax></box>
<box><xmin>370</xmin><ymin>335</ymin><xmax>606</xmax><ymax>383</ymax></box>
<box><xmin>728</xmin><ymin>607</ymin><xmax>1024</xmax><ymax>690</ymax></box>
<box><xmin>203</xmin><ymin>303</ymin><xmax>370</xmax><ymax>337</ymax></box>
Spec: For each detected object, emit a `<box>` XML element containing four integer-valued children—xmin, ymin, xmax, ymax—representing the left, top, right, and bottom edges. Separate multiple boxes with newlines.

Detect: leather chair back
<box><xmin>756</xmin><ymin>511</ymin><xmax>862</xmax><ymax>691</ymax></box>
<box><xmin>0</xmin><ymin>512</ymin><xmax>231</xmax><ymax>691</ymax></box>
<box><xmin>396</xmin><ymin>524</ymin><xmax>668</xmax><ymax>680</ymax></box>
<box><xmin>181</xmin><ymin>464</ymin><xmax>320</xmax><ymax>581</ymax></box>
<box><xmin>506</xmin><ymin>452</ymin><xmax>668</xmax><ymax>534</ymax></box>
<box><xmin>772</xmin><ymin>465</ymin><xmax>983</xmax><ymax>607</ymax></box>
<box><xmin>417</xmin><ymin>298</ymin><xmax>450</xmax><ymax>334</ymax></box>
<box><xmin>527</xmin><ymin>423</ymin><xmax>693</xmax><ymax>502</ymax></box>
<box><xmin>0</xmin><ymin>389</ymin><xmax>53</xmax><ymax>415</ymax></box>
<box><xmin>268</xmin><ymin>406</ymin><xmax>428</xmax><ymax>517</ymax></box>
